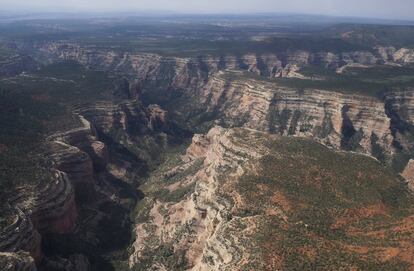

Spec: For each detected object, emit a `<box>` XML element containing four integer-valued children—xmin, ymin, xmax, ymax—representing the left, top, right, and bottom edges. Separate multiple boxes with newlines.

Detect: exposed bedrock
<box><xmin>48</xmin><ymin>114</ymin><xmax>112</xmax><ymax>202</ymax></box>
<box><xmin>75</xmin><ymin>95</ymin><xmax>191</xmax><ymax>185</ymax></box>
<box><xmin>384</xmin><ymin>91</ymin><xmax>414</xmax><ymax>153</ymax></box>
<box><xmin>265</xmin><ymin>87</ymin><xmax>396</xmax><ymax>156</ymax></box>
<box><xmin>150</xmin><ymin>73</ymin><xmax>412</xmax><ymax>164</ymax></box>
<box><xmin>129</xmin><ymin>127</ymin><xmax>270</xmax><ymax>270</ymax></box>
<box><xmin>14</xmin><ymin>40</ymin><xmax>414</xmax><ymax>161</ymax></box>
<box><xmin>26</xmin><ymin>171</ymin><xmax>77</xmax><ymax>234</ymax></box>
<box><xmin>29</xmin><ymin>42</ymin><xmax>414</xmax><ymax>79</ymax></box>
<box><xmin>49</xmin><ymin>115</ymin><xmax>109</xmax><ymax>172</ymax></box>
<box><xmin>19</xmin><ymin>41</ymin><xmax>414</xmax><ymax>173</ymax></box>
<box><xmin>0</xmin><ymin>114</ymin><xmax>110</xmax><ymax>269</ymax></box>
<box><xmin>7</xmin><ymin>38</ymin><xmax>413</xmax><ymax>270</ymax></box>
<box><xmin>49</xmin><ymin>144</ymin><xmax>95</xmax><ymax>203</ymax></box>
<box><xmin>0</xmin><ymin>171</ymin><xmax>78</xmax><ymax>265</ymax></box>
<box><xmin>130</xmin><ymin>126</ymin><xmax>414</xmax><ymax>270</ymax></box>
<box><xmin>28</xmin><ymin>41</ymin><xmax>414</xmax><ymax>169</ymax></box>
<box><xmin>76</xmin><ymin>100</ymin><xmax>164</xmax><ymax>137</ymax></box>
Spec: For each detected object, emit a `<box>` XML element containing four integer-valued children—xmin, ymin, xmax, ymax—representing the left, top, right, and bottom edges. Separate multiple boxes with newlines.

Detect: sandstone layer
<box><xmin>130</xmin><ymin>127</ymin><xmax>414</xmax><ymax>270</ymax></box>
<box><xmin>25</xmin><ymin>42</ymin><xmax>414</xmax><ymax>167</ymax></box>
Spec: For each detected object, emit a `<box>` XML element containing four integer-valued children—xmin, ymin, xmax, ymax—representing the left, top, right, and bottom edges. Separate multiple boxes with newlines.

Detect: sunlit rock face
<box><xmin>27</xmin><ymin>41</ymin><xmax>414</xmax><ymax>165</ymax></box>
<box><xmin>138</xmin><ymin>69</ymin><xmax>411</xmax><ymax>162</ymax></box>
<box><xmin>30</xmin><ymin>42</ymin><xmax>414</xmax><ymax>80</ymax></box>
<box><xmin>2</xmin><ymin>27</ymin><xmax>413</xmax><ymax>271</ymax></box>
<box><xmin>129</xmin><ymin>126</ymin><xmax>414</xmax><ymax>270</ymax></box>
<box><xmin>393</xmin><ymin>48</ymin><xmax>414</xmax><ymax>63</ymax></box>
<box><xmin>129</xmin><ymin>127</ymin><xmax>268</xmax><ymax>270</ymax></box>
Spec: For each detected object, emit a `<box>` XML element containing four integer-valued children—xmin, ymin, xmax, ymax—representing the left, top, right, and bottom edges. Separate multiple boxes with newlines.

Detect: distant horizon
<box><xmin>0</xmin><ymin>10</ymin><xmax>413</xmax><ymax>25</ymax></box>
<box><xmin>0</xmin><ymin>0</ymin><xmax>413</xmax><ymax>21</ymax></box>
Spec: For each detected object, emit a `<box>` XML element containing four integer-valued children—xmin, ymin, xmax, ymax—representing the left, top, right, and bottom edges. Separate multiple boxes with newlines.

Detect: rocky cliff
<box><xmin>29</xmin><ymin>42</ymin><xmax>414</xmax><ymax>79</ymax></box>
<box><xmin>140</xmin><ymin>71</ymin><xmax>412</xmax><ymax>165</ymax></box>
<box><xmin>198</xmin><ymin>75</ymin><xmax>398</xmax><ymax>156</ymax></box>
<box><xmin>0</xmin><ymin>114</ymin><xmax>111</xmax><ymax>270</ymax></box>
<box><xmin>130</xmin><ymin>126</ymin><xmax>414</xmax><ymax>270</ymax></box>
<box><xmin>0</xmin><ymin>170</ymin><xmax>81</xmax><ymax>269</ymax></box>
<box><xmin>24</xmin><ymin>43</ymin><xmax>414</xmax><ymax>168</ymax></box>
<box><xmin>6</xmin><ymin>40</ymin><xmax>413</xmax><ymax>271</ymax></box>
<box><xmin>73</xmin><ymin>88</ymin><xmax>193</xmax><ymax>184</ymax></box>
<box><xmin>129</xmin><ymin>127</ymin><xmax>267</xmax><ymax>270</ymax></box>
<box><xmin>0</xmin><ymin>76</ymin><xmax>186</xmax><ymax>269</ymax></box>
<box><xmin>48</xmin><ymin>115</ymin><xmax>106</xmax><ymax>201</ymax></box>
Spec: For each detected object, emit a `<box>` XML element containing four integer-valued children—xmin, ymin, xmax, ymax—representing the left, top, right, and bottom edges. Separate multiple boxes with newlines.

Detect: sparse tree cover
<box><xmin>0</xmin><ymin>13</ymin><xmax>414</xmax><ymax>271</ymax></box>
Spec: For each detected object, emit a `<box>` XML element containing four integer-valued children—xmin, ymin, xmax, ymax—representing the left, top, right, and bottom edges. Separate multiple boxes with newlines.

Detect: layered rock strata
<box><xmin>129</xmin><ymin>127</ymin><xmax>269</xmax><ymax>270</ymax></box>
<box><xmin>161</xmin><ymin>73</ymin><xmax>412</xmax><ymax>162</ymax></box>
<box><xmin>130</xmin><ymin>127</ymin><xmax>414</xmax><ymax>270</ymax></box>
<box><xmin>25</xmin><ymin>42</ymin><xmax>414</xmax><ymax>166</ymax></box>
<box><xmin>31</xmin><ymin>42</ymin><xmax>414</xmax><ymax>79</ymax></box>
<box><xmin>0</xmin><ymin>115</ymin><xmax>107</xmax><ymax>269</ymax></box>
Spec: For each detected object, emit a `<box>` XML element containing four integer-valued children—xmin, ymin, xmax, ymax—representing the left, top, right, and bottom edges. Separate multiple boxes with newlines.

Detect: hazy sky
<box><xmin>1</xmin><ymin>0</ymin><xmax>413</xmax><ymax>20</ymax></box>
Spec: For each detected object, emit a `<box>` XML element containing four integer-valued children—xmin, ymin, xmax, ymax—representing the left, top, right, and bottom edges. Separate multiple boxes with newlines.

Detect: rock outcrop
<box><xmin>0</xmin><ymin>170</ymin><xmax>77</xmax><ymax>261</ymax></box>
<box><xmin>49</xmin><ymin>143</ymin><xmax>95</xmax><ymax>201</ymax></box>
<box><xmin>2</xmin><ymin>27</ymin><xmax>412</xmax><ymax>271</ymax></box>
<box><xmin>0</xmin><ymin>171</ymin><xmax>78</xmax><ymax>268</ymax></box>
<box><xmin>130</xmin><ymin>127</ymin><xmax>414</xmax><ymax>270</ymax></box>
<box><xmin>0</xmin><ymin>114</ymin><xmax>109</xmax><ymax>269</ymax></box>
<box><xmin>48</xmin><ymin>115</ymin><xmax>106</xmax><ymax>201</ymax></box>
<box><xmin>393</xmin><ymin>48</ymin><xmax>414</xmax><ymax>64</ymax></box>
<box><xmin>22</xmin><ymin>43</ymin><xmax>414</xmax><ymax>166</ymax></box>
<box><xmin>143</xmin><ymin>72</ymin><xmax>411</xmax><ymax>163</ymax></box>
<box><xmin>29</xmin><ymin>42</ymin><xmax>414</xmax><ymax>80</ymax></box>
<box><xmin>129</xmin><ymin>127</ymin><xmax>269</xmax><ymax>270</ymax></box>
<box><xmin>23</xmin><ymin>171</ymin><xmax>77</xmax><ymax>234</ymax></box>
<box><xmin>77</xmin><ymin>100</ymin><xmax>158</xmax><ymax>137</ymax></box>
<box><xmin>74</xmin><ymin>95</ymin><xmax>185</xmax><ymax>185</ymax></box>
<box><xmin>49</xmin><ymin>115</ymin><xmax>109</xmax><ymax>170</ymax></box>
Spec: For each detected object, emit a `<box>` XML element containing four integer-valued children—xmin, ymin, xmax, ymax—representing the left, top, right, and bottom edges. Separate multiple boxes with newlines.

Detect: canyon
<box><xmin>27</xmin><ymin>42</ymin><xmax>414</xmax><ymax>166</ymax></box>
<box><xmin>1</xmin><ymin>17</ymin><xmax>414</xmax><ymax>271</ymax></box>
